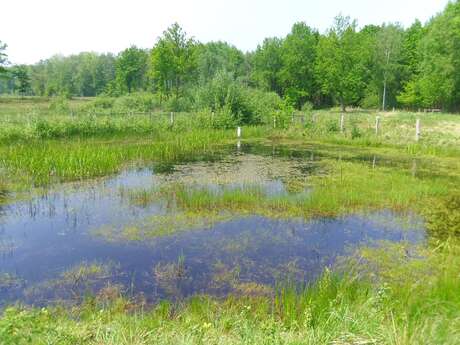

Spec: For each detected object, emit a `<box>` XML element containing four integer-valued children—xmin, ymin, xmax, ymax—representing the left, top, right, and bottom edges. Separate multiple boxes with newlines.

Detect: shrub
<box><xmin>325</xmin><ymin>119</ymin><xmax>340</xmax><ymax>133</ymax></box>
<box><xmin>361</xmin><ymin>90</ymin><xmax>380</xmax><ymax>109</ymax></box>
<box><xmin>113</xmin><ymin>92</ymin><xmax>160</xmax><ymax>113</ymax></box>
<box><xmin>301</xmin><ymin>101</ymin><xmax>314</xmax><ymax>112</ymax></box>
<box><xmin>164</xmin><ymin>96</ymin><xmax>193</xmax><ymax>112</ymax></box>
<box><xmin>48</xmin><ymin>96</ymin><xmax>70</xmax><ymax>114</ymax></box>
<box><xmin>91</xmin><ymin>96</ymin><xmax>116</xmax><ymax>109</ymax></box>
<box><xmin>192</xmin><ymin>71</ymin><xmax>282</xmax><ymax>125</ymax></box>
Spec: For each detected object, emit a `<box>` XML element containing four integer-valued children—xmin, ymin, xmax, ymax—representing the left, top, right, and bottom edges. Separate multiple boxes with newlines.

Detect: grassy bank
<box><xmin>2</xmin><ymin>239</ymin><xmax>460</xmax><ymax>345</ymax></box>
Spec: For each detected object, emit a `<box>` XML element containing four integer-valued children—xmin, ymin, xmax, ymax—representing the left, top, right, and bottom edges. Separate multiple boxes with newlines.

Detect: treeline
<box><xmin>1</xmin><ymin>1</ymin><xmax>460</xmax><ymax>111</ymax></box>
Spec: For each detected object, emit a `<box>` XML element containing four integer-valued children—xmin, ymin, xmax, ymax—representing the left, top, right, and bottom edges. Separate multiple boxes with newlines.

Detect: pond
<box><xmin>0</xmin><ymin>143</ymin><xmax>428</xmax><ymax>306</ymax></box>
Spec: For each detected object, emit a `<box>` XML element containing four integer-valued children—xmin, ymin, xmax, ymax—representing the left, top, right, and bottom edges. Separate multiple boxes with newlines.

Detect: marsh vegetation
<box><xmin>1</xmin><ymin>2</ymin><xmax>460</xmax><ymax>344</ymax></box>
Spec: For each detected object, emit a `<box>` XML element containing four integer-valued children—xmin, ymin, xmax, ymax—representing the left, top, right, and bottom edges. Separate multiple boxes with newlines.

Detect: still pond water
<box><xmin>0</xmin><ymin>144</ymin><xmax>426</xmax><ymax>306</ymax></box>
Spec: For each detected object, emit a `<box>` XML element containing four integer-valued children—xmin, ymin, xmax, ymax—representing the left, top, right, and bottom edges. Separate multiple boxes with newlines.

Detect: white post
<box><xmin>375</xmin><ymin>116</ymin><xmax>380</xmax><ymax>135</ymax></box>
<box><xmin>170</xmin><ymin>112</ymin><xmax>174</xmax><ymax>125</ymax></box>
<box><xmin>415</xmin><ymin>119</ymin><xmax>421</xmax><ymax>142</ymax></box>
<box><xmin>273</xmin><ymin>116</ymin><xmax>277</xmax><ymax>129</ymax></box>
<box><xmin>340</xmin><ymin>113</ymin><xmax>345</xmax><ymax>133</ymax></box>
<box><xmin>237</xmin><ymin>126</ymin><xmax>241</xmax><ymax>138</ymax></box>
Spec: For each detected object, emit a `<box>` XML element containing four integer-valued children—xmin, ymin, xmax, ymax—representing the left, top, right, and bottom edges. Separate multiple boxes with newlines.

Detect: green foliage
<box><xmin>150</xmin><ymin>23</ymin><xmax>198</xmax><ymax>99</ymax></box>
<box><xmin>301</xmin><ymin>101</ymin><xmax>314</xmax><ymax>112</ymax></box>
<box><xmin>115</xmin><ymin>46</ymin><xmax>149</xmax><ymax>94</ymax></box>
<box><xmin>425</xmin><ymin>195</ymin><xmax>460</xmax><ymax>239</ymax></box>
<box><xmin>48</xmin><ymin>96</ymin><xmax>70</xmax><ymax>114</ymax></box>
<box><xmin>89</xmin><ymin>96</ymin><xmax>115</xmax><ymax>109</ymax></box>
<box><xmin>360</xmin><ymin>89</ymin><xmax>380</xmax><ymax>109</ymax></box>
<box><xmin>350</xmin><ymin>122</ymin><xmax>362</xmax><ymax>139</ymax></box>
<box><xmin>2</xmin><ymin>2</ymin><xmax>460</xmax><ymax>111</ymax></box>
<box><xmin>192</xmin><ymin>71</ymin><xmax>281</xmax><ymax>125</ymax></box>
<box><xmin>26</xmin><ymin>53</ymin><xmax>116</xmax><ymax>97</ymax></box>
<box><xmin>11</xmin><ymin>65</ymin><xmax>31</xmax><ymax>95</ymax></box>
<box><xmin>112</xmin><ymin>92</ymin><xmax>160</xmax><ymax>112</ymax></box>
<box><xmin>0</xmin><ymin>40</ymin><xmax>7</xmax><ymax>75</ymax></box>
<box><xmin>399</xmin><ymin>1</ymin><xmax>460</xmax><ymax>110</ymax></box>
<box><xmin>196</xmin><ymin>41</ymin><xmax>247</xmax><ymax>83</ymax></box>
<box><xmin>251</xmin><ymin>37</ymin><xmax>284</xmax><ymax>95</ymax></box>
<box><xmin>374</xmin><ymin>24</ymin><xmax>404</xmax><ymax>110</ymax></box>
<box><xmin>316</xmin><ymin>16</ymin><xmax>370</xmax><ymax>111</ymax></box>
<box><xmin>279</xmin><ymin>22</ymin><xmax>318</xmax><ymax>108</ymax></box>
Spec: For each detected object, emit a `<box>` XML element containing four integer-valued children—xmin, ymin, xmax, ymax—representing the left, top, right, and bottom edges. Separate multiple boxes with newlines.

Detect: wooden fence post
<box><xmin>340</xmin><ymin>113</ymin><xmax>345</xmax><ymax>133</ymax></box>
<box><xmin>415</xmin><ymin>119</ymin><xmax>421</xmax><ymax>141</ymax></box>
<box><xmin>375</xmin><ymin>116</ymin><xmax>381</xmax><ymax>135</ymax></box>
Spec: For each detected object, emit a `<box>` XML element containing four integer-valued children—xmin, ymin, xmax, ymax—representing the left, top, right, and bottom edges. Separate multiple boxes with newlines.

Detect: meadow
<box><xmin>0</xmin><ymin>97</ymin><xmax>459</xmax><ymax>344</ymax></box>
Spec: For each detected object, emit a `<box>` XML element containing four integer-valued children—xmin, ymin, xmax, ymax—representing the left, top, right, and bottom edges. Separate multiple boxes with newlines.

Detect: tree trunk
<box><xmin>382</xmin><ymin>78</ymin><xmax>387</xmax><ymax>111</ymax></box>
<box><xmin>340</xmin><ymin>97</ymin><xmax>346</xmax><ymax>112</ymax></box>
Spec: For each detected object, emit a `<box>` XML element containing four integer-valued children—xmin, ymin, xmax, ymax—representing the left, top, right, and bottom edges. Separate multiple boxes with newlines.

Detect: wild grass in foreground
<box><xmin>1</xmin><ymin>239</ymin><xmax>460</xmax><ymax>345</ymax></box>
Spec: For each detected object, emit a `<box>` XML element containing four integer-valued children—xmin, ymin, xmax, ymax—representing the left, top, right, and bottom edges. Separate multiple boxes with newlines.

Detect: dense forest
<box><xmin>1</xmin><ymin>1</ymin><xmax>460</xmax><ymax>112</ymax></box>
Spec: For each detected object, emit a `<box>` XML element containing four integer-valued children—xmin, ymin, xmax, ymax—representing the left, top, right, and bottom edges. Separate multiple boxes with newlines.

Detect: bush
<box><xmin>350</xmin><ymin>124</ymin><xmax>362</xmax><ymax>139</ymax></box>
<box><xmin>325</xmin><ymin>119</ymin><xmax>340</xmax><ymax>133</ymax></box>
<box><xmin>191</xmin><ymin>71</ymin><xmax>282</xmax><ymax>125</ymax></box>
<box><xmin>164</xmin><ymin>96</ymin><xmax>193</xmax><ymax>112</ymax></box>
<box><xmin>301</xmin><ymin>101</ymin><xmax>314</xmax><ymax>112</ymax></box>
<box><xmin>48</xmin><ymin>96</ymin><xmax>70</xmax><ymax>114</ymax></box>
<box><xmin>243</xmin><ymin>89</ymin><xmax>282</xmax><ymax>125</ymax></box>
<box><xmin>113</xmin><ymin>92</ymin><xmax>160</xmax><ymax>113</ymax></box>
<box><xmin>361</xmin><ymin>90</ymin><xmax>380</xmax><ymax>109</ymax></box>
<box><xmin>91</xmin><ymin>96</ymin><xmax>116</xmax><ymax>109</ymax></box>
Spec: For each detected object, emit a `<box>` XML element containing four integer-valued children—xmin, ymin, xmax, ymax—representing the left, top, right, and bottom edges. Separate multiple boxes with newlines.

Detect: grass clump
<box><xmin>154</xmin><ymin>158</ymin><xmax>451</xmax><ymax>220</ymax></box>
<box><xmin>2</xmin><ymin>240</ymin><xmax>460</xmax><ymax>344</ymax></box>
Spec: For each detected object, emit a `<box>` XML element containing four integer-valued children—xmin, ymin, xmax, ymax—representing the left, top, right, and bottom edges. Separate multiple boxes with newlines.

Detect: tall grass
<box><xmin>151</xmin><ymin>158</ymin><xmax>452</xmax><ymax>219</ymax></box>
<box><xmin>0</xmin><ymin>128</ymin><xmax>257</xmax><ymax>186</ymax></box>
<box><xmin>2</xmin><ymin>240</ymin><xmax>460</xmax><ymax>344</ymax></box>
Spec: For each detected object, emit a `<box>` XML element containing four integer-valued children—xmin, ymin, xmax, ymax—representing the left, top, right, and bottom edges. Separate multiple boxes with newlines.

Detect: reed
<box><xmin>2</xmin><ymin>240</ymin><xmax>460</xmax><ymax>344</ymax></box>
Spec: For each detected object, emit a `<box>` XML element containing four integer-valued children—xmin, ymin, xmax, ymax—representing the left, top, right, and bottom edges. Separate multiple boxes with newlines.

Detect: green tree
<box><xmin>0</xmin><ymin>40</ymin><xmax>7</xmax><ymax>75</ymax></box>
<box><xmin>115</xmin><ymin>46</ymin><xmax>149</xmax><ymax>94</ymax></box>
<box><xmin>374</xmin><ymin>24</ymin><xmax>404</xmax><ymax>110</ymax></box>
<box><xmin>250</xmin><ymin>37</ymin><xmax>284</xmax><ymax>95</ymax></box>
<box><xmin>316</xmin><ymin>16</ymin><xmax>369</xmax><ymax>111</ymax></box>
<box><xmin>150</xmin><ymin>23</ymin><xmax>198</xmax><ymax>99</ymax></box>
<box><xmin>196</xmin><ymin>41</ymin><xmax>246</xmax><ymax>84</ymax></box>
<box><xmin>279</xmin><ymin>22</ymin><xmax>318</xmax><ymax>108</ymax></box>
<box><xmin>12</xmin><ymin>65</ymin><xmax>31</xmax><ymax>95</ymax></box>
<box><xmin>402</xmin><ymin>1</ymin><xmax>460</xmax><ymax>110</ymax></box>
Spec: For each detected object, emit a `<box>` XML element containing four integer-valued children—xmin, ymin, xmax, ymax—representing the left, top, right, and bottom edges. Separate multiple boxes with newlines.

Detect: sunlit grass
<box><xmin>2</xmin><ymin>239</ymin><xmax>460</xmax><ymax>344</ymax></box>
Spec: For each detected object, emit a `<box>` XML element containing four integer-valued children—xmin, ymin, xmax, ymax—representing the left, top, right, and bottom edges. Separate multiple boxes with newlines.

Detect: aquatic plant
<box><xmin>2</xmin><ymin>240</ymin><xmax>460</xmax><ymax>344</ymax></box>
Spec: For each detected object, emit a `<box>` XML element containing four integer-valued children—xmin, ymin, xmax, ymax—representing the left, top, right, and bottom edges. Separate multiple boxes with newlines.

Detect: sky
<box><xmin>1</xmin><ymin>0</ymin><xmax>450</xmax><ymax>65</ymax></box>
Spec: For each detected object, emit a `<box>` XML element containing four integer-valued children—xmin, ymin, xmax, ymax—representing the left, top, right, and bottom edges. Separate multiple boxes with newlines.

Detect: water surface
<box><xmin>0</xmin><ymin>144</ymin><xmax>427</xmax><ymax>306</ymax></box>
